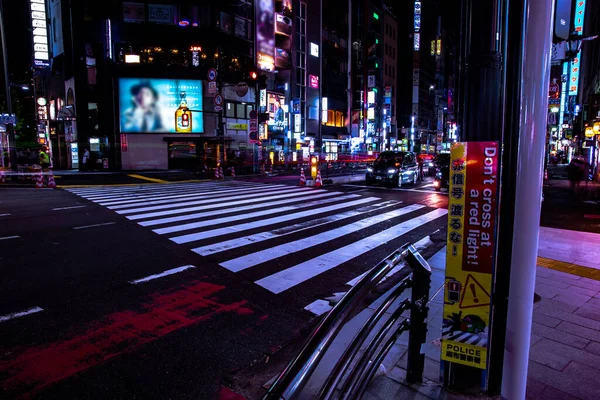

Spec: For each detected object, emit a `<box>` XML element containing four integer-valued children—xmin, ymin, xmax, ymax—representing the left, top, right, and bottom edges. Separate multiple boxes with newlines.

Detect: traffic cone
<box><xmin>47</xmin><ymin>167</ymin><xmax>56</xmax><ymax>188</ymax></box>
<box><xmin>314</xmin><ymin>170</ymin><xmax>322</xmax><ymax>188</ymax></box>
<box><xmin>35</xmin><ymin>170</ymin><xmax>44</xmax><ymax>188</ymax></box>
<box><xmin>214</xmin><ymin>166</ymin><xmax>220</xmax><ymax>179</ymax></box>
<box><xmin>544</xmin><ymin>169</ymin><xmax>548</xmax><ymax>180</ymax></box>
<box><xmin>0</xmin><ymin>168</ymin><xmax>5</xmax><ymax>184</ymax></box>
<box><xmin>299</xmin><ymin>169</ymin><xmax>306</xmax><ymax>186</ymax></box>
<box><xmin>219</xmin><ymin>166</ymin><xmax>224</xmax><ymax>179</ymax></box>
<box><xmin>230</xmin><ymin>166</ymin><xmax>235</xmax><ymax>178</ymax></box>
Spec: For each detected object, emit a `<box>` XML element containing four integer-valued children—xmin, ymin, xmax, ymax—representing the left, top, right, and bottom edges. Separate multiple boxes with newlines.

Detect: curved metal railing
<box><xmin>263</xmin><ymin>243</ymin><xmax>432</xmax><ymax>400</ymax></box>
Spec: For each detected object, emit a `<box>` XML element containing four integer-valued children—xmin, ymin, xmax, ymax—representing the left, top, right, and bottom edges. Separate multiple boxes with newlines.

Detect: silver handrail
<box><xmin>262</xmin><ymin>244</ymin><xmax>412</xmax><ymax>400</ymax></box>
<box><xmin>262</xmin><ymin>243</ymin><xmax>432</xmax><ymax>400</ymax></box>
<box><xmin>318</xmin><ymin>279</ymin><xmax>412</xmax><ymax>399</ymax></box>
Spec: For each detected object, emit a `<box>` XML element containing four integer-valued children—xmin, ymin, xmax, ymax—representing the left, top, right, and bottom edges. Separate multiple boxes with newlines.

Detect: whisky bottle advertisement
<box><xmin>175</xmin><ymin>91</ymin><xmax>192</xmax><ymax>133</ymax></box>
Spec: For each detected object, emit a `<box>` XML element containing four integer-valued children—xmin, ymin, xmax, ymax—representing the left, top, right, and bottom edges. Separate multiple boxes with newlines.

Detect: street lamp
<box><xmin>564</xmin><ymin>33</ymin><xmax>583</xmax><ymax>61</ymax></box>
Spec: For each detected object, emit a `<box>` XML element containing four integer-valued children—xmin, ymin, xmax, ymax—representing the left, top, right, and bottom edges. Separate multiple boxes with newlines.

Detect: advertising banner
<box><xmin>256</xmin><ymin>0</ymin><xmax>275</xmax><ymax>71</ymax></box>
<box><xmin>267</xmin><ymin>92</ymin><xmax>287</xmax><ymax>132</ymax></box>
<box><xmin>118</xmin><ymin>78</ymin><xmax>203</xmax><ymax>133</ymax></box>
<box><xmin>441</xmin><ymin>141</ymin><xmax>499</xmax><ymax>370</ymax></box>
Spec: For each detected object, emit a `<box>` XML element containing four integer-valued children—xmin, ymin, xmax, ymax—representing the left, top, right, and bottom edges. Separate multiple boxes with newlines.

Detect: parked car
<box><xmin>365</xmin><ymin>151</ymin><xmax>419</xmax><ymax>188</ymax></box>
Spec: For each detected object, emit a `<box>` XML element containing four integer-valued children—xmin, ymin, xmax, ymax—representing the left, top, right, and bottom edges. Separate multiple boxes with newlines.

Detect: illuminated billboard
<box><xmin>256</xmin><ymin>0</ymin><xmax>275</xmax><ymax>71</ymax></box>
<box><xmin>118</xmin><ymin>78</ymin><xmax>203</xmax><ymax>133</ymax></box>
<box><xmin>267</xmin><ymin>92</ymin><xmax>287</xmax><ymax>132</ymax></box>
<box><xmin>30</xmin><ymin>0</ymin><xmax>50</xmax><ymax>67</ymax></box>
<box><xmin>569</xmin><ymin>0</ymin><xmax>586</xmax><ymax>96</ymax></box>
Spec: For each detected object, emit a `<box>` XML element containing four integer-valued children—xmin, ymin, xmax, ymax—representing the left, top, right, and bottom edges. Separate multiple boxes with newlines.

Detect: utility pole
<box><xmin>0</xmin><ymin>0</ymin><xmax>18</xmax><ymax>178</ymax></box>
<box><xmin>446</xmin><ymin>0</ymin><xmax>553</xmax><ymax>397</ymax></box>
<box><xmin>217</xmin><ymin>45</ymin><xmax>225</xmax><ymax>168</ymax></box>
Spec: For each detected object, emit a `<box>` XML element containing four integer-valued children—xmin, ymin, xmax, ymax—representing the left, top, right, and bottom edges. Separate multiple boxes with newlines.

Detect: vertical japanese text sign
<box><xmin>441</xmin><ymin>142</ymin><xmax>500</xmax><ymax>370</ymax></box>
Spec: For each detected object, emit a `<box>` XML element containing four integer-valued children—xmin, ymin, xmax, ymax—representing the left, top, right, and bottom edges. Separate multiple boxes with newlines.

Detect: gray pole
<box><xmin>501</xmin><ymin>0</ymin><xmax>554</xmax><ymax>397</ymax></box>
<box><xmin>318</xmin><ymin>0</ymin><xmax>323</xmax><ymax>162</ymax></box>
<box><xmin>0</xmin><ymin>0</ymin><xmax>18</xmax><ymax>177</ymax></box>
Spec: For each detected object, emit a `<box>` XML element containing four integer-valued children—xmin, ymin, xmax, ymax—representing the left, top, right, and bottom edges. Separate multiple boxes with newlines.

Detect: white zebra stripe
<box><xmin>170</xmin><ymin>197</ymin><xmax>379</xmax><ymax>244</ymax></box>
<box><xmin>107</xmin><ymin>185</ymin><xmax>290</xmax><ymax>210</ymax></box>
<box><xmin>117</xmin><ymin>187</ymin><xmax>316</xmax><ymax>215</ymax></box>
<box><xmin>128</xmin><ymin>189</ymin><xmax>336</xmax><ymax>221</ymax></box>
<box><xmin>98</xmin><ymin>184</ymin><xmax>286</xmax><ymax>206</ymax></box>
<box><xmin>140</xmin><ymin>191</ymin><xmax>344</xmax><ymax>227</ymax></box>
<box><xmin>220</xmin><ymin>204</ymin><xmax>425</xmax><ymax>272</ymax></box>
<box><xmin>255</xmin><ymin>208</ymin><xmax>448</xmax><ymax>294</ymax></box>
<box><xmin>153</xmin><ymin>194</ymin><xmax>364</xmax><ymax>235</ymax></box>
<box><xmin>192</xmin><ymin>201</ymin><xmax>399</xmax><ymax>256</ymax></box>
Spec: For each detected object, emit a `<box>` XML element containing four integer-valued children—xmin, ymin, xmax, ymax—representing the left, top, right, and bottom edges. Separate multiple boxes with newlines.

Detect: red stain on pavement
<box><xmin>0</xmin><ymin>280</ymin><xmax>254</xmax><ymax>398</ymax></box>
<box><xmin>218</xmin><ymin>386</ymin><xmax>248</xmax><ymax>400</ymax></box>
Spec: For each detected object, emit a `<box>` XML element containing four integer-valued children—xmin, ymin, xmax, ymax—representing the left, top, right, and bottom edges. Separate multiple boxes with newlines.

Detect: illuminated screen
<box><xmin>267</xmin><ymin>92</ymin><xmax>287</xmax><ymax>132</ymax></box>
<box><xmin>256</xmin><ymin>0</ymin><xmax>275</xmax><ymax>71</ymax></box>
<box><xmin>119</xmin><ymin>78</ymin><xmax>203</xmax><ymax>133</ymax></box>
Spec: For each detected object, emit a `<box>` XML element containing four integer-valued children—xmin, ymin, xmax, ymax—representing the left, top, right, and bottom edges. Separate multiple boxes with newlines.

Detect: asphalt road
<box><xmin>0</xmin><ymin>178</ymin><xmax>449</xmax><ymax>399</ymax></box>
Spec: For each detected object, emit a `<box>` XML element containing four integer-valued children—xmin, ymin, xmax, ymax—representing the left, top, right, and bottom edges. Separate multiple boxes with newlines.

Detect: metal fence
<box><xmin>262</xmin><ymin>243</ymin><xmax>432</xmax><ymax>400</ymax></box>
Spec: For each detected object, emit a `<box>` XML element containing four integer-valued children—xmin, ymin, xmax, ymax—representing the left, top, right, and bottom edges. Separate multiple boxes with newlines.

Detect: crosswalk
<box><xmin>65</xmin><ymin>181</ymin><xmax>448</xmax><ymax>312</ymax></box>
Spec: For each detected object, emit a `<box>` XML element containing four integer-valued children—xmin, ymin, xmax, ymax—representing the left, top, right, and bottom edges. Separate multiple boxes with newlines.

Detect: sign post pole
<box><xmin>0</xmin><ymin>1</ymin><xmax>18</xmax><ymax>179</ymax></box>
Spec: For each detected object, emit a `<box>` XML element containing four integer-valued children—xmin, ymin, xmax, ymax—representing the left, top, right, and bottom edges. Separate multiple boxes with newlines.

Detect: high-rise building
<box><xmin>42</xmin><ymin>0</ymin><xmax>257</xmax><ymax>170</ymax></box>
<box><xmin>382</xmin><ymin>5</ymin><xmax>397</xmax><ymax>150</ymax></box>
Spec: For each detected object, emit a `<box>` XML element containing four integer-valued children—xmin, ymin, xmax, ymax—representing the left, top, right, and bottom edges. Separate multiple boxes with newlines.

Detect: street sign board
<box><xmin>208</xmin><ymin>81</ymin><xmax>217</xmax><ymax>95</ymax></box>
<box><xmin>207</xmin><ymin>68</ymin><xmax>217</xmax><ymax>82</ymax></box>
<box><xmin>213</xmin><ymin>93</ymin><xmax>224</xmax><ymax>112</ymax></box>
<box><xmin>441</xmin><ymin>141</ymin><xmax>500</xmax><ymax>370</ymax></box>
<box><xmin>249</xmin><ymin>110</ymin><xmax>258</xmax><ymax>142</ymax></box>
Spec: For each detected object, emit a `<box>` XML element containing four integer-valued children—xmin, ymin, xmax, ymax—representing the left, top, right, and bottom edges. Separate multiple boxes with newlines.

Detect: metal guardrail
<box><xmin>263</xmin><ymin>243</ymin><xmax>432</xmax><ymax>400</ymax></box>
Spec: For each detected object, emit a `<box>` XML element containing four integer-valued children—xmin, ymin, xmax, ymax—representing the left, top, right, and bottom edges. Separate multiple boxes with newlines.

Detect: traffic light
<box><xmin>244</xmin><ymin>71</ymin><xmax>258</xmax><ymax>84</ymax></box>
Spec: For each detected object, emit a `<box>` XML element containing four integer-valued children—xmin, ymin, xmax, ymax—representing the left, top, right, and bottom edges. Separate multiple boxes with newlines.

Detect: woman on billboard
<box><xmin>122</xmin><ymin>81</ymin><xmax>166</xmax><ymax>132</ymax></box>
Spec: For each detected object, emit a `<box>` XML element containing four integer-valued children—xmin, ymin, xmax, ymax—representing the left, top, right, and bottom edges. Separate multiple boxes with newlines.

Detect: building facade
<box><xmin>33</xmin><ymin>0</ymin><xmax>456</xmax><ymax>171</ymax></box>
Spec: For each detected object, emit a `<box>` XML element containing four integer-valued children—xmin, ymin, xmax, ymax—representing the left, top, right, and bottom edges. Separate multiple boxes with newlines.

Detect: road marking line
<box><xmin>142</xmin><ymin>191</ymin><xmax>339</xmax><ymax>227</ymax></box>
<box><xmin>98</xmin><ymin>184</ymin><xmax>283</xmax><ymax>206</ymax></box>
<box><xmin>193</xmin><ymin>200</ymin><xmax>394</xmax><ymax>256</ymax></box>
<box><xmin>129</xmin><ymin>265</ymin><xmax>196</xmax><ymax>284</ymax></box>
<box><xmin>0</xmin><ymin>235</ymin><xmax>20</xmax><ymax>241</ymax></box>
<box><xmin>343</xmin><ymin>184</ymin><xmax>448</xmax><ymax>195</ymax></box>
<box><xmin>70</xmin><ymin>182</ymin><xmax>220</xmax><ymax>198</ymax></box>
<box><xmin>345</xmin><ymin>235</ymin><xmax>433</xmax><ymax>287</ymax></box>
<box><xmin>256</xmin><ymin>208</ymin><xmax>448</xmax><ymax>294</ymax></box>
<box><xmin>59</xmin><ymin>180</ymin><xmax>210</xmax><ymax>188</ymax></box>
<box><xmin>151</xmin><ymin>192</ymin><xmax>342</xmax><ymax>234</ymax></box>
<box><xmin>109</xmin><ymin>185</ymin><xmax>292</xmax><ymax>211</ymax></box>
<box><xmin>73</xmin><ymin>222</ymin><xmax>116</xmax><ymax>230</ymax></box>
<box><xmin>0</xmin><ymin>213</ymin><xmax>11</xmax><ymax>217</ymax></box>
<box><xmin>127</xmin><ymin>174</ymin><xmax>169</xmax><ymax>184</ymax></box>
<box><xmin>170</xmin><ymin>196</ymin><xmax>372</xmax><ymax>244</ymax></box>
<box><xmin>117</xmin><ymin>186</ymin><xmax>312</xmax><ymax>215</ymax></box>
<box><xmin>128</xmin><ymin>188</ymin><xmax>325</xmax><ymax>220</ymax></box>
<box><xmin>304</xmin><ymin>300</ymin><xmax>333</xmax><ymax>316</ymax></box>
<box><xmin>0</xmin><ymin>306</ymin><xmax>44</xmax><ymax>323</ymax></box>
<box><xmin>221</xmin><ymin>204</ymin><xmax>425</xmax><ymax>272</ymax></box>
<box><xmin>52</xmin><ymin>205</ymin><xmax>86</xmax><ymax>211</ymax></box>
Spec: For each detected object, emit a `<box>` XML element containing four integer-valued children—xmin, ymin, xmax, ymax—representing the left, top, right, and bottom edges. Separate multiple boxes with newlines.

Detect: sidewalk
<box><xmin>366</xmin><ymin>228</ymin><xmax>600</xmax><ymax>400</ymax></box>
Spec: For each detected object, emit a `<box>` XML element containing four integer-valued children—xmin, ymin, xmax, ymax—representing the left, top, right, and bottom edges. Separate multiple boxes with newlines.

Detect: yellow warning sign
<box><xmin>442</xmin><ymin>142</ymin><xmax>500</xmax><ymax>370</ymax></box>
<box><xmin>441</xmin><ymin>340</ymin><xmax>488</xmax><ymax>369</ymax></box>
<box><xmin>459</xmin><ymin>274</ymin><xmax>491</xmax><ymax>309</ymax></box>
